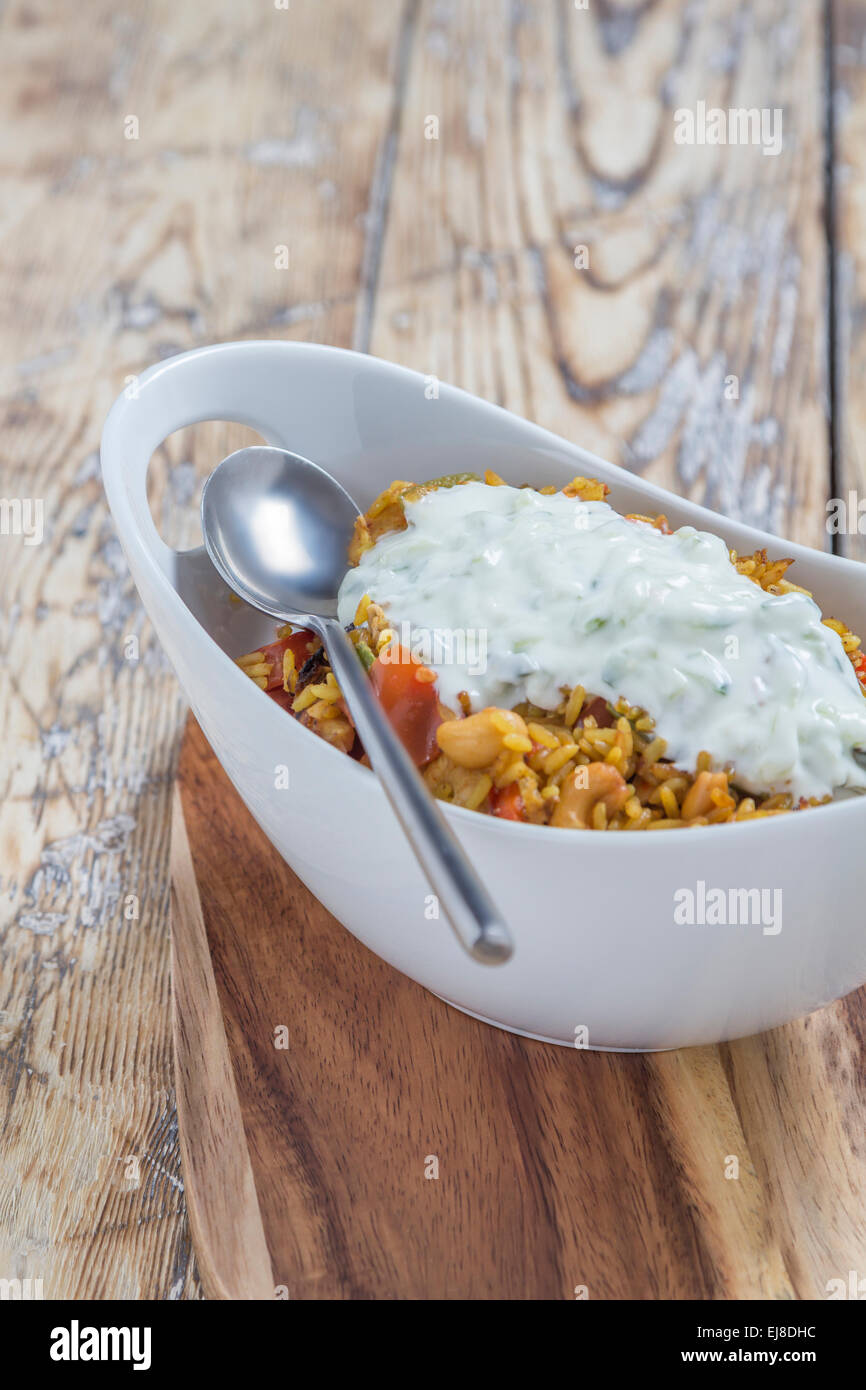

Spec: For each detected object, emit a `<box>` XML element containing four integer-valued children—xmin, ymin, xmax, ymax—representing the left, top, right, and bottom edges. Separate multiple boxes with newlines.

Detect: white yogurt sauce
<box><xmin>337</xmin><ymin>482</ymin><xmax>866</xmax><ymax>799</ymax></box>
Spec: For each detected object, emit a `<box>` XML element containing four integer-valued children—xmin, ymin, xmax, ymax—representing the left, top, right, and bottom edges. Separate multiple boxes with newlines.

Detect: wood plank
<box><xmin>175</xmin><ymin>716</ymin><xmax>866</xmax><ymax>1300</ymax></box>
<box><xmin>833</xmin><ymin>0</ymin><xmax>866</xmax><ymax>561</ymax></box>
<box><xmin>371</xmin><ymin>0</ymin><xmax>829</xmax><ymax>546</ymax></box>
<box><xmin>170</xmin><ymin>789</ymin><xmax>275</xmax><ymax>1301</ymax></box>
<box><xmin>0</xmin><ymin>0</ymin><xmax>404</xmax><ymax>1298</ymax></box>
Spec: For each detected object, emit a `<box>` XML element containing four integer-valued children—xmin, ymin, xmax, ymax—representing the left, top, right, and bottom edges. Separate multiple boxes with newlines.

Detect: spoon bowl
<box><xmin>200</xmin><ymin>444</ymin><xmax>514</xmax><ymax>966</ymax></box>
<box><xmin>201</xmin><ymin>446</ymin><xmax>359</xmax><ymax>622</ymax></box>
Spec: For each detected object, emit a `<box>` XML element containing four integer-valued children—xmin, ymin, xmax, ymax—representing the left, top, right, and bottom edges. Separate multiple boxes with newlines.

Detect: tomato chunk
<box><xmin>369</xmin><ymin>645</ymin><xmax>442</xmax><ymax>765</ymax></box>
<box><xmin>265</xmin><ymin>686</ymin><xmax>295</xmax><ymax>712</ymax></box>
<box><xmin>258</xmin><ymin>629</ymin><xmax>318</xmax><ymax>691</ymax></box>
<box><xmin>489</xmin><ymin>782</ymin><xmax>527</xmax><ymax>821</ymax></box>
<box><xmin>581</xmin><ymin>695</ymin><xmax>615</xmax><ymax>728</ymax></box>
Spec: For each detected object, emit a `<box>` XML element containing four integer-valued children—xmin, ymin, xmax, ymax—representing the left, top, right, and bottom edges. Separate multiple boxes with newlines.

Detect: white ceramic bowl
<box><xmin>101</xmin><ymin>341</ymin><xmax>866</xmax><ymax>1049</ymax></box>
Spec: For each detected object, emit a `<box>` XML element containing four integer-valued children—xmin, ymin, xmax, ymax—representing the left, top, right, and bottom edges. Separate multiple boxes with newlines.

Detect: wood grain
<box><xmin>371</xmin><ymin>0</ymin><xmax>829</xmax><ymax>545</ymax></box>
<box><xmin>0</xmin><ymin>0</ymin><xmax>856</xmax><ymax>1298</ymax></box>
<box><xmin>170</xmin><ymin>789</ymin><xmax>274</xmax><ymax>1301</ymax></box>
<box><xmin>834</xmin><ymin>0</ymin><xmax>866</xmax><ymax>561</ymax></box>
<box><xmin>175</xmin><ymin>717</ymin><xmax>866</xmax><ymax>1301</ymax></box>
<box><xmin>0</xmin><ymin>0</ymin><xmax>405</xmax><ymax>1300</ymax></box>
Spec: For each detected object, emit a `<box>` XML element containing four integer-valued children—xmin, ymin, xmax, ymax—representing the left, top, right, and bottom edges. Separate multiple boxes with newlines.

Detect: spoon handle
<box><xmin>317</xmin><ymin>620</ymin><xmax>514</xmax><ymax>964</ymax></box>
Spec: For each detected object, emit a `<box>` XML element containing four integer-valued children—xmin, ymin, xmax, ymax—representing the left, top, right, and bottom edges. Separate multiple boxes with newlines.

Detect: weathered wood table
<box><xmin>1</xmin><ymin>0</ymin><xmax>865</xmax><ymax>1299</ymax></box>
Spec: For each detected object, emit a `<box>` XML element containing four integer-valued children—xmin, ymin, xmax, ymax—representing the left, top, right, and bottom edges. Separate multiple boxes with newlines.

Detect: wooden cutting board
<box><xmin>170</xmin><ymin>715</ymin><xmax>866</xmax><ymax>1300</ymax></box>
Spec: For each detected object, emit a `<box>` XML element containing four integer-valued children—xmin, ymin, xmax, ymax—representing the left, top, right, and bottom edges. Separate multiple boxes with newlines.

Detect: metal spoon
<box><xmin>201</xmin><ymin>445</ymin><xmax>513</xmax><ymax>965</ymax></box>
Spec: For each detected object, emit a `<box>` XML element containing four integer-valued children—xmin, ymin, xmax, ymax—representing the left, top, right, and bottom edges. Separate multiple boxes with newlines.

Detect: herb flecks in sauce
<box><xmin>338</xmin><ymin>483</ymin><xmax>866</xmax><ymax>799</ymax></box>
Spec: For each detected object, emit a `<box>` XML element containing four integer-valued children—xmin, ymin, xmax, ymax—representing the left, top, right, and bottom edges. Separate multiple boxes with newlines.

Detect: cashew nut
<box><xmin>551</xmin><ymin>761</ymin><xmax>629</xmax><ymax>829</ymax></box>
<box><xmin>436</xmin><ymin>707</ymin><xmax>528</xmax><ymax>769</ymax></box>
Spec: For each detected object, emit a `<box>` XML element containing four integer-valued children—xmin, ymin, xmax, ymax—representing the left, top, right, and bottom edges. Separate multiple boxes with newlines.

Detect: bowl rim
<box><xmin>102</xmin><ymin>338</ymin><xmax>866</xmax><ymax>845</ymax></box>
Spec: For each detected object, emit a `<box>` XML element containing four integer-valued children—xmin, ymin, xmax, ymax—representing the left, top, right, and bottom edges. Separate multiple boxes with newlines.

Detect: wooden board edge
<box><xmin>169</xmin><ymin>783</ymin><xmax>277</xmax><ymax>1301</ymax></box>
